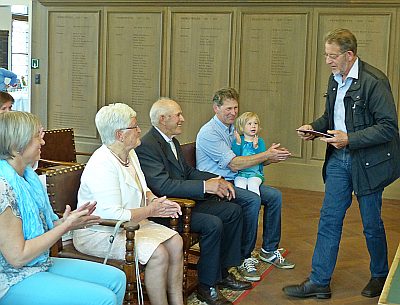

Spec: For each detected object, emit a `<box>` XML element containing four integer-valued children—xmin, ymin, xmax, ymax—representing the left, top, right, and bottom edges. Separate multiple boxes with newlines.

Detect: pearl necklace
<box><xmin>108</xmin><ymin>148</ymin><xmax>130</xmax><ymax>167</ymax></box>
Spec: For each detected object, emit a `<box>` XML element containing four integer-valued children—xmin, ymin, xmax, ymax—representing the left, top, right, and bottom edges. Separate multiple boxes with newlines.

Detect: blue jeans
<box><xmin>233</xmin><ymin>184</ymin><xmax>282</xmax><ymax>259</ymax></box>
<box><xmin>0</xmin><ymin>258</ymin><xmax>126</xmax><ymax>305</ymax></box>
<box><xmin>310</xmin><ymin>148</ymin><xmax>388</xmax><ymax>286</ymax></box>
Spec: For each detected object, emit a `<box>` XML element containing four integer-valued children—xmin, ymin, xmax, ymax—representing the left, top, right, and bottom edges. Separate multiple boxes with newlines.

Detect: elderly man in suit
<box><xmin>135</xmin><ymin>98</ymin><xmax>252</xmax><ymax>305</ymax></box>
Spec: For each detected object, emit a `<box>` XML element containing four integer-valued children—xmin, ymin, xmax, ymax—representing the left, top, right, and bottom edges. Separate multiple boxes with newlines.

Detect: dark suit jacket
<box><xmin>136</xmin><ymin>127</ymin><xmax>243</xmax><ymax>285</ymax></box>
<box><xmin>135</xmin><ymin>127</ymin><xmax>216</xmax><ymax>200</ymax></box>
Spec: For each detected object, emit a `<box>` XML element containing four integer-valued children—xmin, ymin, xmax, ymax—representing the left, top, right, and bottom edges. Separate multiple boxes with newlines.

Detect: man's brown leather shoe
<box><xmin>361</xmin><ymin>277</ymin><xmax>386</xmax><ymax>298</ymax></box>
<box><xmin>197</xmin><ymin>285</ymin><xmax>232</xmax><ymax>305</ymax></box>
<box><xmin>283</xmin><ymin>279</ymin><xmax>331</xmax><ymax>299</ymax></box>
<box><xmin>218</xmin><ymin>274</ymin><xmax>252</xmax><ymax>291</ymax></box>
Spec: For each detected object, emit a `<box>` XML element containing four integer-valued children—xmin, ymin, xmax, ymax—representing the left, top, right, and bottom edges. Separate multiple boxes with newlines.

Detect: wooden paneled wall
<box><xmin>32</xmin><ymin>0</ymin><xmax>400</xmax><ymax>199</ymax></box>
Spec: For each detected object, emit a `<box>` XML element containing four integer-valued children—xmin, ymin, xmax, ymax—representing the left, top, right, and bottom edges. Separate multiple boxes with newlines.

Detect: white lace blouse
<box><xmin>0</xmin><ymin>178</ymin><xmax>52</xmax><ymax>300</ymax></box>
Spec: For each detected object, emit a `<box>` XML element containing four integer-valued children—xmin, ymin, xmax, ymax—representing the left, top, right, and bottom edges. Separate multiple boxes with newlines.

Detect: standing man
<box><xmin>283</xmin><ymin>28</ymin><xmax>400</xmax><ymax>299</ymax></box>
<box><xmin>136</xmin><ymin>98</ymin><xmax>252</xmax><ymax>305</ymax></box>
<box><xmin>196</xmin><ymin>87</ymin><xmax>295</xmax><ymax>277</ymax></box>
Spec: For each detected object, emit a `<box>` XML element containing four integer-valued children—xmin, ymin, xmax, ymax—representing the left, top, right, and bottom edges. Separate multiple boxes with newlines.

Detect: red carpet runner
<box><xmin>133</xmin><ymin>248</ymin><xmax>289</xmax><ymax>305</ymax></box>
<box><xmin>187</xmin><ymin>248</ymin><xmax>289</xmax><ymax>305</ymax></box>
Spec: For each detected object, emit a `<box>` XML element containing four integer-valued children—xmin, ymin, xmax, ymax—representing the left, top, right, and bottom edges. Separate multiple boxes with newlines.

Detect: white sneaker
<box><xmin>238</xmin><ymin>258</ymin><xmax>261</xmax><ymax>282</ymax></box>
<box><xmin>259</xmin><ymin>249</ymin><xmax>295</xmax><ymax>269</ymax></box>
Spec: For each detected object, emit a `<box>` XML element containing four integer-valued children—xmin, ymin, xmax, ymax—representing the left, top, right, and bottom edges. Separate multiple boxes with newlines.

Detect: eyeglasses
<box><xmin>323</xmin><ymin>52</ymin><xmax>346</xmax><ymax>60</ymax></box>
<box><xmin>120</xmin><ymin>124</ymin><xmax>139</xmax><ymax>131</ymax></box>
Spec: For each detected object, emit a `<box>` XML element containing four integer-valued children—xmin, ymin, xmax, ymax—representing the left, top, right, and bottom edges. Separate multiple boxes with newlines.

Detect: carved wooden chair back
<box><xmin>180</xmin><ymin>141</ymin><xmax>196</xmax><ymax>168</ymax></box>
<box><xmin>37</xmin><ymin>128</ymin><xmax>92</xmax><ymax>172</ymax></box>
<box><xmin>41</xmin><ymin>128</ymin><xmax>77</xmax><ymax>163</ymax></box>
<box><xmin>46</xmin><ymin>164</ymin><xmax>197</xmax><ymax>304</ymax></box>
<box><xmin>45</xmin><ymin>164</ymin><xmax>140</xmax><ymax>305</ymax></box>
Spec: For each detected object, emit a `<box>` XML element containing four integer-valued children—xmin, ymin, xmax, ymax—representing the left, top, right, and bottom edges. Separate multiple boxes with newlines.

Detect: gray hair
<box><xmin>212</xmin><ymin>87</ymin><xmax>239</xmax><ymax>107</ymax></box>
<box><xmin>95</xmin><ymin>103</ymin><xmax>137</xmax><ymax>145</ymax></box>
<box><xmin>0</xmin><ymin>111</ymin><xmax>41</xmax><ymax>160</ymax></box>
<box><xmin>324</xmin><ymin>28</ymin><xmax>357</xmax><ymax>55</ymax></box>
<box><xmin>149</xmin><ymin>97</ymin><xmax>176</xmax><ymax>127</ymax></box>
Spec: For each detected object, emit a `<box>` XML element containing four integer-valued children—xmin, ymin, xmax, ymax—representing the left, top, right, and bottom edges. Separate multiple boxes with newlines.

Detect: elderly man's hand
<box><xmin>205</xmin><ymin>177</ymin><xmax>236</xmax><ymax>200</ymax></box>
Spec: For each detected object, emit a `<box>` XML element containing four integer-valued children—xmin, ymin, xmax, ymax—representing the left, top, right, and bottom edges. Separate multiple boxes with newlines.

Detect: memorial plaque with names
<box><xmin>170</xmin><ymin>12</ymin><xmax>232</xmax><ymax>142</ymax></box>
<box><xmin>239</xmin><ymin>13</ymin><xmax>308</xmax><ymax>158</ymax></box>
<box><xmin>48</xmin><ymin>11</ymin><xmax>99</xmax><ymax>138</ymax></box>
<box><xmin>106</xmin><ymin>12</ymin><xmax>162</xmax><ymax>133</ymax></box>
<box><xmin>312</xmin><ymin>13</ymin><xmax>391</xmax><ymax>159</ymax></box>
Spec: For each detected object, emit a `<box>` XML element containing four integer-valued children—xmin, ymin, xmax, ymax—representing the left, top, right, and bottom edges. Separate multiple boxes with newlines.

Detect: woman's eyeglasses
<box><xmin>120</xmin><ymin>124</ymin><xmax>139</xmax><ymax>131</ymax></box>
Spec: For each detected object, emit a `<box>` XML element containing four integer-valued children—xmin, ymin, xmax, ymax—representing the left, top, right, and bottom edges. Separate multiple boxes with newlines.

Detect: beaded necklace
<box><xmin>108</xmin><ymin>148</ymin><xmax>130</xmax><ymax>167</ymax></box>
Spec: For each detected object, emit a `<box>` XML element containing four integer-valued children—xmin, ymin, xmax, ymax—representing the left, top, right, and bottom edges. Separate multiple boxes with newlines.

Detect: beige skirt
<box><xmin>72</xmin><ymin>219</ymin><xmax>177</xmax><ymax>265</ymax></box>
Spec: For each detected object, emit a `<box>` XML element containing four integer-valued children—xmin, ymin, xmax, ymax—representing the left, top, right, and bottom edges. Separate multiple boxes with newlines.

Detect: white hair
<box><xmin>149</xmin><ymin>97</ymin><xmax>176</xmax><ymax>127</ymax></box>
<box><xmin>95</xmin><ymin>103</ymin><xmax>136</xmax><ymax>145</ymax></box>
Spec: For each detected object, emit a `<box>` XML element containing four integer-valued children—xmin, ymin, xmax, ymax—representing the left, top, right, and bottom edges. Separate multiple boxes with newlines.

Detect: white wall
<box><xmin>0</xmin><ymin>6</ymin><xmax>11</xmax><ymax>30</ymax></box>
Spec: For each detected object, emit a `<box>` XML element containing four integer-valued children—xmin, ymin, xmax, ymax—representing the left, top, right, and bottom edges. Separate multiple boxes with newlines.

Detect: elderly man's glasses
<box><xmin>120</xmin><ymin>124</ymin><xmax>139</xmax><ymax>131</ymax></box>
<box><xmin>323</xmin><ymin>52</ymin><xmax>346</xmax><ymax>60</ymax></box>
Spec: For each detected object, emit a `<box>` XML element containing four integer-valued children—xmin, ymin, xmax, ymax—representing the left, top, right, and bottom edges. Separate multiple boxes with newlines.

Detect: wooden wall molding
<box><xmin>37</xmin><ymin>0</ymin><xmax>400</xmax><ymax>6</ymax></box>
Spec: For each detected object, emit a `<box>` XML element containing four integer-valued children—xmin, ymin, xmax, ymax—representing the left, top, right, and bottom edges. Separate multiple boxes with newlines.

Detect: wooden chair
<box><xmin>45</xmin><ymin>163</ymin><xmax>197</xmax><ymax>304</ymax></box>
<box><xmin>169</xmin><ymin>197</ymin><xmax>197</xmax><ymax>302</ymax></box>
<box><xmin>46</xmin><ymin>164</ymin><xmax>141</xmax><ymax>305</ymax></box>
<box><xmin>178</xmin><ymin>141</ymin><xmax>201</xmax><ymax>297</ymax></box>
<box><xmin>180</xmin><ymin>141</ymin><xmax>196</xmax><ymax>168</ymax></box>
<box><xmin>37</xmin><ymin>128</ymin><xmax>92</xmax><ymax>173</ymax></box>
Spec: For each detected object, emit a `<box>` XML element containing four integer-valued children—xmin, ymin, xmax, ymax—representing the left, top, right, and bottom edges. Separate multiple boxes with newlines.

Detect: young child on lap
<box><xmin>232</xmin><ymin>112</ymin><xmax>266</xmax><ymax>196</ymax></box>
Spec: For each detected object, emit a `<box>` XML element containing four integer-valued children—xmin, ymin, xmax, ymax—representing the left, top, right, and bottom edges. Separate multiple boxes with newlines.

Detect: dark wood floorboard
<box><xmin>244</xmin><ymin>187</ymin><xmax>400</xmax><ymax>305</ymax></box>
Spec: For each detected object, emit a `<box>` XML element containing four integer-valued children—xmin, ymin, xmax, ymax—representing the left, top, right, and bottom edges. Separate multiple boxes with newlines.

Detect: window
<box><xmin>11</xmin><ymin>5</ymin><xmax>29</xmax><ymax>86</ymax></box>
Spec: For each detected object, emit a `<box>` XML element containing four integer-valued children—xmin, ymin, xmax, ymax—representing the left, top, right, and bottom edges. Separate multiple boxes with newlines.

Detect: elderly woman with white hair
<box><xmin>73</xmin><ymin>103</ymin><xmax>184</xmax><ymax>305</ymax></box>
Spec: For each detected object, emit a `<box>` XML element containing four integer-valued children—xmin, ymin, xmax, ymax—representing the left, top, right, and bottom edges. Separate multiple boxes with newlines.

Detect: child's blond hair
<box><xmin>235</xmin><ymin>112</ymin><xmax>261</xmax><ymax>135</ymax></box>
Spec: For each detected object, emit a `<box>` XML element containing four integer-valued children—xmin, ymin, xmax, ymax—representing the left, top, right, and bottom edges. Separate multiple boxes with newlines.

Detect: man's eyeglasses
<box><xmin>120</xmin><ymin>124</ymin><xmax>139</xmax><ymax>131</ymax></box>
<box><xmin>323</xmin><ymin>52</ymin><xmax>346</xmax><ymax>60</ymax></box>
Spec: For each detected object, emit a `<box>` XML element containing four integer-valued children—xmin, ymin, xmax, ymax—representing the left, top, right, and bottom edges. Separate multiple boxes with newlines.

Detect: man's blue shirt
<box><xmin>196</xmin><ymin>115</ymin><xmax>237</xmax><ymax>180</ymax></box>
<box><xmin>333</xmin><ymin>58</ymin><xmax>359</xmax><ymax>132</ymax></box>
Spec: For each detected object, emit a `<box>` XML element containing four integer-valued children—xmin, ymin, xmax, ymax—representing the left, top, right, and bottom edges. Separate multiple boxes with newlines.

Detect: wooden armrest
<box><xmin>54</xmin><ymin>215</ymin><xmax>140</xmax><ymax>231</ymax></box>
<box><xmin>76</xmin><ymin>151</ymin><xmax>92</xmax><ymax>157</ymax></box>
<box><xmin>168</xmin><ymin>197</ymin><xmax>196</xmax><ymax>208</ymax></box>
<box><xmin>39</xmin><ymin>158</ymin><xmax>78</xmax><ymax>166</ymax></box>
<box><xmin>99</xmin><ymin>219</ymin><xmax>140</xmax><ymax>231</ymax></box>
<box><xmin>121</xmin><ymin>221</ymin><xmax>140</xmax><ymax>231</ymax></box>
<box><xmin>168</xmin><ymin>198</ymin><xmax>194</xmax><ymax>235</ymax></box>
<box><xmin>98</xmin><ymin>219</ymin><xmax>119</xmax><ymax>226</ymax></box>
